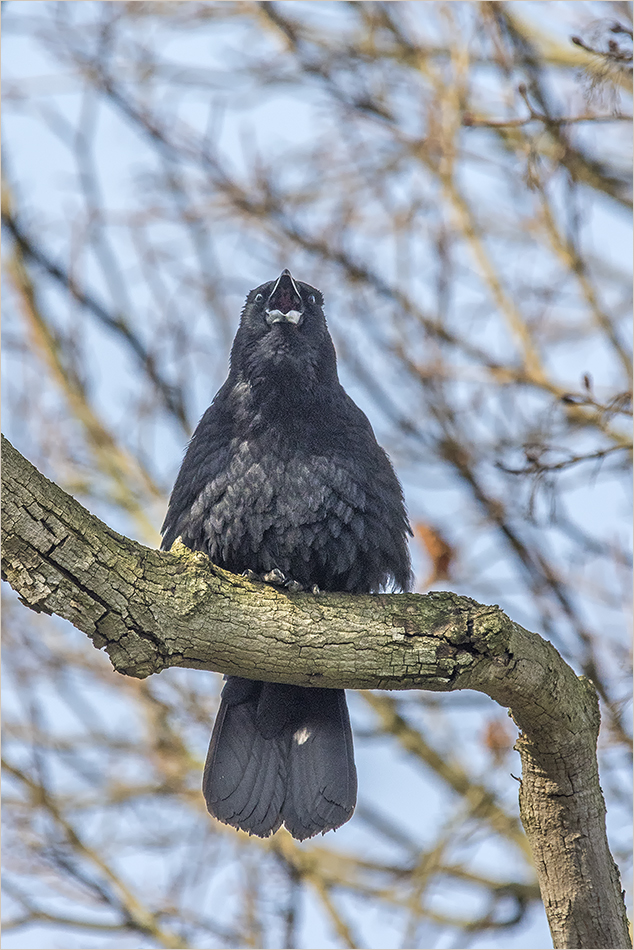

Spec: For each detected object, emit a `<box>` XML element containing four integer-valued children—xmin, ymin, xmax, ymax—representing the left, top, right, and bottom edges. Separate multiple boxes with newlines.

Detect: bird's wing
<box><xmin>160</xmin><ymin>392</ymin><xmax>233</xmax><ymax>551</ymax></box>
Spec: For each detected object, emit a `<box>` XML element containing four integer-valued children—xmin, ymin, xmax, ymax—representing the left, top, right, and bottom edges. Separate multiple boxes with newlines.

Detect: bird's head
<box><xmin>231</xmin><ymin>269</ymin><xmax>338</xmax><ymax>391</ymax></box>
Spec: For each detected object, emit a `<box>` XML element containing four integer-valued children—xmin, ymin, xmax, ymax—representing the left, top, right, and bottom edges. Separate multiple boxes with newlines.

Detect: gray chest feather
<box><xmin>181</xmin><ymin>438</ymin><xmax>371</xmax><ymax>589</ymax></box>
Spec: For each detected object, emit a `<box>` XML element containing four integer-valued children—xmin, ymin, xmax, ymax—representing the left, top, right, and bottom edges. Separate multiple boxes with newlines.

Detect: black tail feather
<box><xmin>282</xmin><ymin>687</ymin><xmax>357</xmax><ymax>840</ymax></box>
<box><xmin>203</xmin><ymin>680</ymin><xmax>286</xmax><ymax>837</ymax></box>
<box><xmin>202</xmin><ymin>678</ymin><xmax>357</xmax><ymax>839</ymax></box>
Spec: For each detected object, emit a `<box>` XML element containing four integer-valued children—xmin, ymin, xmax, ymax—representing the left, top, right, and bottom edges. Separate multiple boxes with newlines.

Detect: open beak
<box><xmin>265</xmin><ymin>269</ymin><xmax>303</xmax><ymax>325</ymax></box>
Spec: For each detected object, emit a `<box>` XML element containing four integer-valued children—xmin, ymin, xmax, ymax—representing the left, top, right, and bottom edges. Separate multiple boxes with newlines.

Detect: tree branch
<box><xmin>1</xmin><ymin>434</ymin><xmax>630</xmax><ymax>949</ymax></box>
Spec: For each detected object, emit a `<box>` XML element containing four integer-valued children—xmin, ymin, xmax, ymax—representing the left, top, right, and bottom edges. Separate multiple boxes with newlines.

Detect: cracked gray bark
<box><xmin>1</xmin><ymin>434</ymin><xmax>630</xmax><ymax>950</ymax></box>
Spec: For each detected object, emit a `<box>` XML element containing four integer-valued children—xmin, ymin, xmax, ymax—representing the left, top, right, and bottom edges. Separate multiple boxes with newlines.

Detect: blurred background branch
<box><xmin>2</xmin><ymin>2</ymin><xmax>631</xmax><ymax>948</ymax></box>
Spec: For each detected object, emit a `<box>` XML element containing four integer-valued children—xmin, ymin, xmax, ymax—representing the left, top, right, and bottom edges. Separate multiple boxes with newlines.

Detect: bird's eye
<box><xmin>308</xmin><ymin>295</ymin><xmax>316</xmax><ymax>305</ymax></box>
<box><xmin>254</xmin><ymin>293</ymin><xmax>263</xmax><ymax>303</ymax></box>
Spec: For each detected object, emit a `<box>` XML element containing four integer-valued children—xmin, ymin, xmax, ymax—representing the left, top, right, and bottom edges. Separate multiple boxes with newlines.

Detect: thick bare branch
<box><xmin>1</xmin><ymin>434</ymin><xmax>630</xmax><ymax>949</ymax></box>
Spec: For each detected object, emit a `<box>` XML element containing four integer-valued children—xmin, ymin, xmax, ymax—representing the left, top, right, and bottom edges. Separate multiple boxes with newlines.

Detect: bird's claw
<box><xmin>262</xmin><ymin>568</ymin><xmax>288</xmax><ymax>586</ymax></box>
<box><xmin>242</xmin><ymin>567</ymin><xmax>292</xmax><ymax>587</ymax></box>
<box><xmin>242</xmin><ymin>568</ymin><xmax>318</xmax><ymax>594</ymax></box>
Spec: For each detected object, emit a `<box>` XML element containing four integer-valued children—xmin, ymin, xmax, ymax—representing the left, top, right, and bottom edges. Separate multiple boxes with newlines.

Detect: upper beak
<box><xmin>265</xmin><ymin>269</ymin><xmax>303</xmax><ymax>325</ymax></box>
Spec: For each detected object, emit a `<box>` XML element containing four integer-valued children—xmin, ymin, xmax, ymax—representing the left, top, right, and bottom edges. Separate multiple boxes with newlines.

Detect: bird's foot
<box><xmin>242</xmin><ymin>568</ymin><xmax>319</xmax><ymax>594</ymax></box>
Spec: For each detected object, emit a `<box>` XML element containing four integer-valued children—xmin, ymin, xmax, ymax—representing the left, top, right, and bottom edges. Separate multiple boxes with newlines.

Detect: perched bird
<box><xmin>161</xmin><ymin>269</ymin><xmax>411</xmax><ymax>840</ymax></box>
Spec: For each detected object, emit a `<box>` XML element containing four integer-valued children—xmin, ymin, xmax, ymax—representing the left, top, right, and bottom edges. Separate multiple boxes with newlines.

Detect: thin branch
<box><xmin>360</xmin><ymin>691</ymin><xmax>531</xmax><ymax>859</ymax></box>
<box><xmin>463</xmin><ymin>110</ymin><xmax>633</xmax><ymax>127</ymax></box>
<box><xmin>1</xmin><ymin>188</ymin><xmax>190</xmax><ymax>434</ymax></box>
<box><xmin>498</xmin><ymin>443</ymin><xmax>631</xmax><ymax>476</ymax></box>
<box><xmin>3</xmin><ymin>760</ymin><xmax>187</xmax><ymax>949</ymax></box>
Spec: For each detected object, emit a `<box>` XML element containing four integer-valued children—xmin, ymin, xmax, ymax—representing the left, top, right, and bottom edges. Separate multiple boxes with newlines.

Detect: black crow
<box><xmin>161</xmin><ymin>269</ymin><xmax>411</xmax><ymax>840</ymax></box>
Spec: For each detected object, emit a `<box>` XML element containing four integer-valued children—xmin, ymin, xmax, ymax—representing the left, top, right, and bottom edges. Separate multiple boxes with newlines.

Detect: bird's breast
<box><xmin>199</xmin><ymin>436</ymin><xmax>370</xmax><ymax>589</ymax></box>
